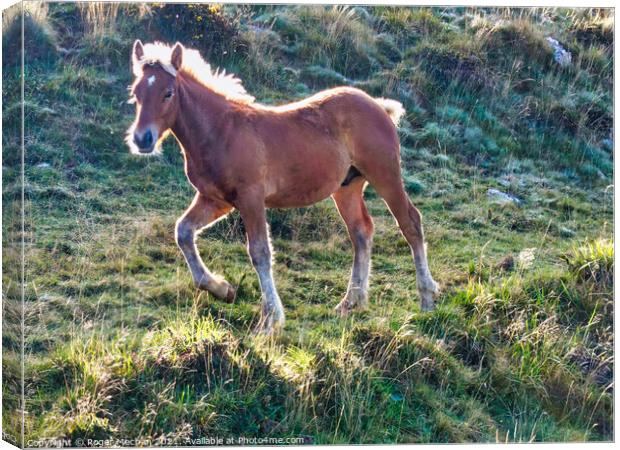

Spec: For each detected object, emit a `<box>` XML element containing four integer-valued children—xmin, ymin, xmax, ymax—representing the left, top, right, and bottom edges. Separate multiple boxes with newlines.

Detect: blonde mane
<box><xmin>133</xmin><ymin>42</ymin><xmax>255</xmax><ymax>105</ymax></box>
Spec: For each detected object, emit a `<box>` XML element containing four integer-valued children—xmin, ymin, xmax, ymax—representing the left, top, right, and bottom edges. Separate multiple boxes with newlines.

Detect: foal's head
<box><xmin>126</xmin><ymin>40</ymin><xmax>184</xmax><ymax>154</ymax></box>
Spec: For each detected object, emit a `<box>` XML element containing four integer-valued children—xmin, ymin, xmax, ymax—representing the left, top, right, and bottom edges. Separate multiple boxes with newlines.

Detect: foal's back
<box><xmin>237</xmin><ymin>87</ymin><xmax>401</xmax><ymax>208</ymax></box>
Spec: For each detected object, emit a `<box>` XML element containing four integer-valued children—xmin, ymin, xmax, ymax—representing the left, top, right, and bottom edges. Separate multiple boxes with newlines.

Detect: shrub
<box><xmin>411</xmin><ymin>122</ymin><xmax>459</xmax><ymax>151</ymax></box>
<box><xmin>464</xmin><ymin>126</ymin><xmax>501</xmax><ymax>156</ymax></box>
<box><xmin>574</xmin><ymin>90</ymin><xmax>613</xmax><ymax>132</ymax></box>
<box><xmin>375</xmin><ymin>33</ymin><xmax>402</xmax><ymax>64</ymax></box>
<box><xmin>403</xmin><ymin>173</ymin><xmax>425</xmax><ymax>194</ymax></box>
<box><xmin>78</xmin><ymin>34</ymin><xmax>133</xmax><ymax>71</ymax></box>
<box><xmin>574</xmin><ymin>47</ymin><xmax>612</xmax><ymax>91</ymax></box>
<box><xmin>143</xmin><ymin>316</ymin><xmax>241</xmax><ymax>382</ymax></box>
<box><xmin>148</xmin><ymin>3</ymin><xmax>247</xmax><ymax>66</ymax></box>
<box><xmin>289</xmin><ymin>5</ymin><xmax>377</xmax><ymax>78</ymax></box>
<box><xmin>375</xmin><ymin>7</ymin><xmax>446</xmax><ymax>42</ymax></box>
<box><xmin>410</xmin><ymin>41</ymin><xmax>488</xmax><ymax>90</ymax></box>
<box><xmin>253</xmin><ymin>8</ymin><xmax>301</xmax><ymax>44</ymax></box>
<box><xmin>582</xmin><ymin>144</ymin><xmax>612</xmax><ymax>176</ymax></box>
<box><xmin>238</xmin><ymin>26</ymin><xmax>288</xmax><ymax>90</ymax></box>
<box><xmin>436</xmin><ymin>105</ymin><xmax>470</xmax><ymax>123</ymax></box>
<box><xmin>567</xmin><ymin>9</ymin><xmax>613</xmax><ymax>47</ymax></box>
<box><xmin>483</xmin><ymin>19</ymin><xmax>554</xmax><ymax>71</ymax></box>
<box><xmin>564</xmin><ymin>239</ymin><xmax>613</xmax><ymax>286</ymax></box>
<box><xmin>2</xmin><ymin>2</ymin><xmax>57</xmax><ymax>68</ymax></box>
<box><xmin>78</xmin><ymin>3</ymin><xmax>120</xmax><ymax>37</ymax></box>
<box><xmin>299</xmin><ymin>65</ymin><xmax>349</xmax><ymax>88</ymax></box>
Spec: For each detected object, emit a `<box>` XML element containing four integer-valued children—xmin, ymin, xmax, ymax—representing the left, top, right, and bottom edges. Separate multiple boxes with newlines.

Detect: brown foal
<box><xmin>127</xmin><ymin>41</ymin><xmax>439</xmax><ymax>333</ymax></box>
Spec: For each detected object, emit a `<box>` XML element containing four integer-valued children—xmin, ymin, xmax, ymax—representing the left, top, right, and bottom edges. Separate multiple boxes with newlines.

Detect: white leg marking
<box><xmin>337</xmin><ymin>232</ymin><xmax>372</xmax><ymax>316</ymax></box>
<box><xmin>256</xmin><ymin>263</ymin><xmax>285</xmax><ymax>329</ymax></box>
<box><xmin>249</xmin><ymin>234</ymin><xmax>285</xmax><ymax>332</ymax></box>
<box><xmin>414</xmin><ymin>243</ymin><xmax>439</xmax><ymax>311</ymax></box>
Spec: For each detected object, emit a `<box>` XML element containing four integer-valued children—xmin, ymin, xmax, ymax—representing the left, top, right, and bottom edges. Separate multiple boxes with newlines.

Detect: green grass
<box><xmin>2</xmin><ymin>4</ymin><xmax>613</xmax><ymax>445</ymax></box>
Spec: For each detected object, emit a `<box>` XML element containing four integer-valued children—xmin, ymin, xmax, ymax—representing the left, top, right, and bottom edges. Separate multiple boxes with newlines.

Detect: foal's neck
<box><xmin>171</xmin><ymin>73</ymin><xmax>232</xmax><ymax>156</ymax></box>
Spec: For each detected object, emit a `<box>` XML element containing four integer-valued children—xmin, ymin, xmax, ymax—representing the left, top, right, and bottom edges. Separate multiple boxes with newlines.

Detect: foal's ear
<box><xmin>132</xmin><ymin>39</ymin><xmax>144</xmax><ymax>66</ymax></box>
<box><xmin>171</xmin><ymin>42</ymin><xmax>183</xmax><ymax>71</ymax></box>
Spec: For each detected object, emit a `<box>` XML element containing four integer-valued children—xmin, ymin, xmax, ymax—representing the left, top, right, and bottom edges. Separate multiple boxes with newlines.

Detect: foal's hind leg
<box><xmin>332</xmin><ymin>178</ymin><xmax>374</xmax><ymax>316</ymax></box>
<box><xmin>375</xmin><ymin>183</ymin><xmax>439</xmax><ymax>310</ymax></box>
<box><xmin>176</xmin><ymin>193</ymin><xmax>235</xmax><ymax>301</ymax></box>
<box><xmin>358</xmin><ymin>157</ymin><xmax>439</xmax><ymax>311</ymax></box>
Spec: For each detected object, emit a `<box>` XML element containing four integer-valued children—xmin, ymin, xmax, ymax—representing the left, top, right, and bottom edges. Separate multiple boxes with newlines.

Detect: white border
<box><xmin>0</xmin><ymin>1</ymin><xmax>616</xmax><ymax>450</ymax></box>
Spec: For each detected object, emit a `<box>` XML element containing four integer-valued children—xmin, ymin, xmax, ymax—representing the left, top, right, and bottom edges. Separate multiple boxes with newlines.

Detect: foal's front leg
<box><xmin>237</xmin><ymin>197</ymin><xmax>285</xmax><ymax>333</ymax></box>
<box><xmin>176</xmin><ymin>193</ymin><xmax>235</xmax><ymax>301</ymax></box>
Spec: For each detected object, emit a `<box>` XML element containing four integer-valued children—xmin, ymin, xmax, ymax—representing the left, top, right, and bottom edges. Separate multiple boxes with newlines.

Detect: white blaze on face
<box><xmin>147</xmin><ymin>75</ymin><xmax>156</xmax><ymax>87</ymax></box>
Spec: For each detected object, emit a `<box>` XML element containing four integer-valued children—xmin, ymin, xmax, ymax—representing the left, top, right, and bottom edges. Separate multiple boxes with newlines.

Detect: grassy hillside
<box><xmin>2</xmin><ymin>3</ymin><xmax>613</xmax><ymax>445</ymax></box>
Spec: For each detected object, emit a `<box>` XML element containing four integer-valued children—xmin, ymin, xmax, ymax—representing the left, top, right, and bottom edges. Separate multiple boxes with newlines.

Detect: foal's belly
<box><xmin>264</xmin><ymin>157</ymin><xmax>350</xmax><ymax>208</ymax></box>
<box><xmin>264</xmin><ymin>177</ymin><xmax>343</xmax><ymax>208</ymax></box>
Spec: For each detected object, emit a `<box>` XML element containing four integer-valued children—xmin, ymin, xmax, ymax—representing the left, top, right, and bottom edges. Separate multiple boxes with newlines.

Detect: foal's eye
<box><xmin>163</xmin><ymin>90</ymin><xmax>173</xmax><ymax>101</ymax></box>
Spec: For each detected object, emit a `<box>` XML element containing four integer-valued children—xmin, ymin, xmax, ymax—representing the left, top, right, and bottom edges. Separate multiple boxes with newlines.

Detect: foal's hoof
<box><xmin>418</xmin><ymin>278</ymin><xmax>440</xmax><ymax>311</ymax></box>
<box><xmin>335</xmin><ymin>290</ymin><xmax>368</xmax><ymax>317</ymax></box>
<box><xmin>213</xmin><ymin>280</ymin><xmax>236</xmax><ymax>303</ymax></box>
<box><xmin>255</xmin><ymin>313</ymin><xmax>285</xmax><ymax>335</ymax></box>
<box><xmin>335</xmin><ymin>300</ymin><xmax>353</xmax><ymax>317</ymax></box>
<box><xmin>198</xmin><ymin>277</ymin><xmax>236</xmax><ymax>303</ymax></box>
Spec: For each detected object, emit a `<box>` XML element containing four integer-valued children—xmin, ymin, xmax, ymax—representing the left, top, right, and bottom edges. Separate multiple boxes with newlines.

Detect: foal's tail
<box><xmin>374</xmin><ymin>98</ymin><xmax>406</xmax><ymax>126</ymax></box>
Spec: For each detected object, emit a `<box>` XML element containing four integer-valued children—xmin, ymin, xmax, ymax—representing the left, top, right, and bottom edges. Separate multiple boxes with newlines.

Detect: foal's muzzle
<box><xmin>133</xmin><ymin>129</ymin><xmax>154</xmax><ymax>153</ymax></box>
